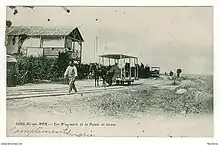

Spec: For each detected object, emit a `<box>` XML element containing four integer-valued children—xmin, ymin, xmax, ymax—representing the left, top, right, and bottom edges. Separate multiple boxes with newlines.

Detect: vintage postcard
<box><xmin>5</xmin><ymin>6</ymin><xmax>213</xmax><ymax>137</ymax></box>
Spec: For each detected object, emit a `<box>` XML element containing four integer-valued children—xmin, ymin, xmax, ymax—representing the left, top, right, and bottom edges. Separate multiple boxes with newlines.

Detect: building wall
<box><xmin>22</xmin><ymin>36</ymin><xmax>41</xmax><ymax>56</ymax></box>
<box><xmin>24</xmin><ymin>36</ymin><xmax>65</xmax><ymax>57</ymax></box>
<box><xmin>43</xmin><ymin>48</ymin><xmax>65</xmax><ymax>56</ymax></box>
<box><xmin>23</xmin><ymin>36</ymin><xmax>41</xmax><ymax>47</ymax></box>
<box><xmin>66</xmin><ymin>37</ymin><xmax>72</xmax><ymax>50</ymax></box>
<box><xmin>26</xmin><ymin>47</ymin><xmax>44</xmax><ymax>57</ymax></box>
<box><xmin>42</xmin><ymin>36</ymin><xmax>65</xmax><ymax>47</ymax></box>
<box><xmin>42</xmin><ymin>36</ymin><xmax>65</xmax><ymax>56</ymax></box>
<box><xmin>74</xmin><ymin>42</ymin><xmax>81</xmax><ymax>51</ymax></box>
<box><xmin>7</xmin><ymin>35</ymin><xmax>70</xmax><ymax>57</ymax></box>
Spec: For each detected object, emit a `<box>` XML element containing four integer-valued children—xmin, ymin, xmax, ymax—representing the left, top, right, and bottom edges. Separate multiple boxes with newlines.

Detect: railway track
<box><xmin>6</xmin><ymin>85</ymin><xmax>138</xmax><ymax>100</ymax></box>
<box><xmin>6</xmin><ymin>79</ymin><xmax>166</xmax><ymax>100</ymax></box>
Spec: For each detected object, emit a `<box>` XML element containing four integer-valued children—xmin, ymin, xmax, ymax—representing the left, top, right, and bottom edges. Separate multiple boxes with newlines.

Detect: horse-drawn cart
<box><xmin>151</xmin><ymin>67</ymin><xmax>160</xmax><ymax>77</ymax></box>
<box><xmin>99</xmin><ymin>54</ymin><xmax>139</xmax><ymax>86</ymax></box>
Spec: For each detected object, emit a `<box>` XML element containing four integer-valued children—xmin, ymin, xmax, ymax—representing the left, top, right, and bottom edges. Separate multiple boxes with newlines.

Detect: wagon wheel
<box><xmin>128</xmin><ymin>81</ymin><xmax>131</xmax><ymax>85</ymax></box>
<box><xmin>109</xmin><ymin>80</ymin><xmax>113</xmax><ymax>86</ymax></box>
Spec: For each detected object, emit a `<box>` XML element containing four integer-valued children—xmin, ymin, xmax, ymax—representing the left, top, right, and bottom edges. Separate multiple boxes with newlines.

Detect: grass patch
<box><xmin>89</xmin><ymin>76</ymin><xmax>213</xmax><ymax>118</ymax></box>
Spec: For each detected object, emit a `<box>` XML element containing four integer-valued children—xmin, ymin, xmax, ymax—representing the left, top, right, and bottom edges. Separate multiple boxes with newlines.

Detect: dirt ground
<box><xmin>6</xmin><ymin>76</ymin><xmax>214</xmax><ymax>137</ymax></box>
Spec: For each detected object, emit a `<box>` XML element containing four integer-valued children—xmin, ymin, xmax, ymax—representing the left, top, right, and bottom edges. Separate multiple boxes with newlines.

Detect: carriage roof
<box><xmin>151</xmin><ymin>66</ymin><xmax>160</xmax><ymax>69</ymax></box>
<box><xmin>99</xmin><ymin>54</ymin><xmax>138</xmax><ymax>59</ymax></box>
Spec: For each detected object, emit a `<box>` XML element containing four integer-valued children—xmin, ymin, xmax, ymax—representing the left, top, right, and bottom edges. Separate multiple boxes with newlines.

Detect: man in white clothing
<box><xmin>64</xmin><ymin>60</ymin><xmax>78</xmax><ymax>93</ymax></box>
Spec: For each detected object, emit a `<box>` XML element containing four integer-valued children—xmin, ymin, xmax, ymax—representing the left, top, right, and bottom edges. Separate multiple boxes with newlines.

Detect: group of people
<box><xmin>165</xmin><ymin>71</ymin><xmax>174</xmax><ymax>76</ymax></box>
<box><xmin>165</xmin><ymin>70</ymin><xmax>182</xmax><ymax>80</ymax></box>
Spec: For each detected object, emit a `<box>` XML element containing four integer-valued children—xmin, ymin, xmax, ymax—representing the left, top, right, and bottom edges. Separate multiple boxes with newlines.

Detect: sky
<box><xmin>6</xmin><ymin>6</ymin><xmax>213</xmax><ymax>75</ymax></box>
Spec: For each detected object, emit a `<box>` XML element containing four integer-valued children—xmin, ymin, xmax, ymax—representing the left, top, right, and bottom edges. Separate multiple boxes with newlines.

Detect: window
<box><xmin>12</xmin><ymin>36</ymin><xmax>16</xmax><ymax>45</ymax></box>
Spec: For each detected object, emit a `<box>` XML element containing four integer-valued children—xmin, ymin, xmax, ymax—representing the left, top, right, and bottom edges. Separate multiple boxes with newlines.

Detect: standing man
<box><xmin>169</xmin><ymin>70</ymin><xmax>174</xmax><ymax>80</ymax></box>
<box><xmin>64</xmin><ymin>60</ymin><xmax>78</xmax><ymax>93</ymax></box>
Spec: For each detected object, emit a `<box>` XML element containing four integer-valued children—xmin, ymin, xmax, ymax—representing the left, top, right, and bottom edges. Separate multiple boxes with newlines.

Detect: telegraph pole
<box><xmin>95</xmin><ymin>18</ymin><xmax>99</xmax><ymax>63</ymax></box>
<box><xmin>96</xmin><ymin>36</ymin><xmax>99</xmax><ymax>62</ymax></box>
<box><xmin>93</xmin><ymin>39</ymin><xmax>96</xmax><ymax>62</ymax></box>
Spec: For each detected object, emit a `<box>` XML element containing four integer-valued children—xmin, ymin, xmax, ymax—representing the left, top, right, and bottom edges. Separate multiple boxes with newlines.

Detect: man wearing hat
<box><xmin>64</xmin><ymin>60</ymin><xmax>78</xmax><ymax>93</ymax></box>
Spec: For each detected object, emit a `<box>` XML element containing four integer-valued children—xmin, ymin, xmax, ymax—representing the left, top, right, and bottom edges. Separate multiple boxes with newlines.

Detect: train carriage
<box><xmin>99</xmin><ymin>54</ymin><xmax>139</xmax><ymax>86</ymax></box>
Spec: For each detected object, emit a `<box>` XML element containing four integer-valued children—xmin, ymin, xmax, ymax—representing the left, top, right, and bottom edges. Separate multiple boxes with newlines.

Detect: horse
<box><xmin>99</xmin><ymin>65</ymin><xmax>108</xmax><ymax>86</ymax></box>
<box><xmin>89</xmin><ymin>63</ymin><xmax>108</xmax><ymax>87</ymax></box>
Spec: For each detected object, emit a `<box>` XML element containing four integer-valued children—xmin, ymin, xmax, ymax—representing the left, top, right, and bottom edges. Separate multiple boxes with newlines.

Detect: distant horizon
<box><xmin>159</xmin><ymin>72</ymin><xmax>213</xmax><ymax>76</ymax></box>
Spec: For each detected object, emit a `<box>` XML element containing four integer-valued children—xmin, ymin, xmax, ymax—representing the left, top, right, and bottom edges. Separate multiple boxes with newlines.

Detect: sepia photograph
<box><xmin>5</xmin><ymin>6</ymin><xmax>213</xmax><ymax>137</ymax></box>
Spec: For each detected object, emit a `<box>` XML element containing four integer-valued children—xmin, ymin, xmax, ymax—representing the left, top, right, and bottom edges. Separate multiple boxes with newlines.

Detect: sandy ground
<box><xmin>6</xmin><ymin>78</ymin><xmax>213</xmax><ymax>137</ymax></box>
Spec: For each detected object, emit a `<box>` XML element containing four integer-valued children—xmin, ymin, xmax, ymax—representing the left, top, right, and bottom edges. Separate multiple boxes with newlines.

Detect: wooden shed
<box><xmin>5</xmin><ymin>26</ymin><xmax>84</xmax><ymax>64</ymax></box>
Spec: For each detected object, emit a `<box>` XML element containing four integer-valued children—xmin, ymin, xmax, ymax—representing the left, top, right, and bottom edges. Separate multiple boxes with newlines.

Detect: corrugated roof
<box><xmin>6</xmin><ymin>26</ymin><xmax>75</xmax><ymax>36</ymax></box>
